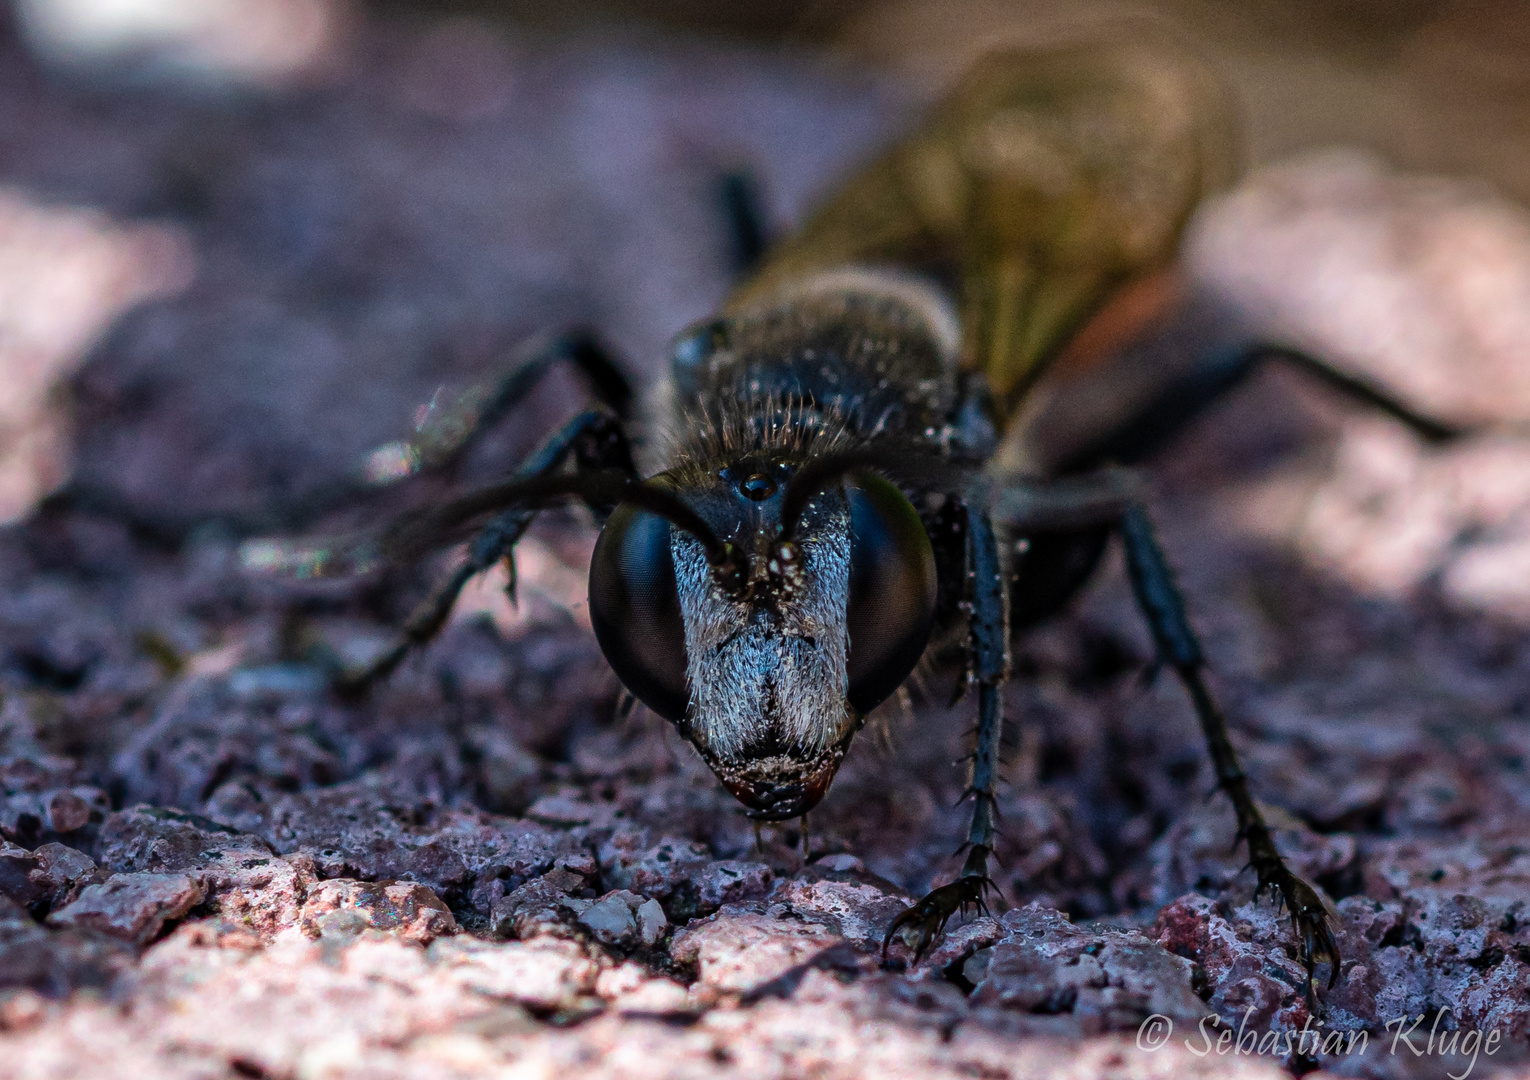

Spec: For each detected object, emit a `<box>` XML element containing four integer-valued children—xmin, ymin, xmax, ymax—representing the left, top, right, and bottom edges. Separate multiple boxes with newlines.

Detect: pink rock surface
<box><xmin>964</xmin><ymin>904</ymin><xmax>1208</xmax><ymax>1037</ymax></box>
<box><xmin>670</xmin><ymin>907</ymin><xmax>850</xmax><ymax>997</ymax></box>
<box><xmin>94</xmin><ymin>804</ymin><xmax>315</xmax><ymax>937</ymax></box>
<box><xmin>48</xmin><ymin>872</ymin><xmax>205</xmax><ymax>945</ymax></box>
<box><xmin>1189</xmin><ymin>150</ymin><xmax>1530</xmax><ymax>426</ymax></box>
<box><xmin>300</xmin><ymin>878</ymin><xmax>459</xmax><ymax>944</ymax></box>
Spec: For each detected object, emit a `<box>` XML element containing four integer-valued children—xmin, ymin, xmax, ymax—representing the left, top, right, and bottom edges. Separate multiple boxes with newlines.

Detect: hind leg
<box><xmin>1052</xmin><ymin>341</ymin><xmax>1468</xmax><ymax>476</ymax></box>
<box><xmin>986</xmin><ymin>471</ymin><xmax>1341</xmax><ymax>990</ymax></box>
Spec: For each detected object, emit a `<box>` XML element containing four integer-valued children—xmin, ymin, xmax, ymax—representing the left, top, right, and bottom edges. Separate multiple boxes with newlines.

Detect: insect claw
<box><xmin>1255</xmin><ymin>865</ymin><xmax>1342</xmax><ymax>988</ymax></box>
<box><xmin>882</xmin><ymin>875</ymin><xmax>992</xmax><ymax>966</ymax></box>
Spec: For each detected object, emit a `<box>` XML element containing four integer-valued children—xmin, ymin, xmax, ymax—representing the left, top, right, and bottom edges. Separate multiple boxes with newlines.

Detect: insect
<box><xmin>213</xmin><ymin>34</ymin><xmax>1472</xmax><ymax>987</ymax></box>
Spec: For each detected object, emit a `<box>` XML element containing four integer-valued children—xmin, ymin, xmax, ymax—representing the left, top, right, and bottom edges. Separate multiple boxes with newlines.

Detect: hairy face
<box><xmin>670</xmin><ymin>490</ymin><xmax>858</xmax><ymax>820</ymax></box>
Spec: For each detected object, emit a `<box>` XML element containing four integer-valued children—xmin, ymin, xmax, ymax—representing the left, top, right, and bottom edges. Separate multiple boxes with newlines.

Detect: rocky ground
<box><xmin>1</xmin><ymin>4</ymin><xmax>1529</xmax><ymax>1079</ymax></box>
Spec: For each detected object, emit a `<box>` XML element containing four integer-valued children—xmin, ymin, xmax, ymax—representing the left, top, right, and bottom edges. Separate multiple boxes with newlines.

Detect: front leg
<box><xmin>1118</xmin><ymin>503</ymin><xmax>1340</xmax><ymax>990</ymax></box>
<box><xmin>884</xmin><ymin>501</ymin><xmax>1006</xmax><ymax>963</ymax></box>
<box><xmin>334</xmin><ymin>407</ymin><xmax>635</xmax><ymax>690</ymax></box>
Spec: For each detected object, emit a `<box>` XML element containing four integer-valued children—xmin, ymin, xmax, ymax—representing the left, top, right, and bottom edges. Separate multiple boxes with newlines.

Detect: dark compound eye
<box><xmin>588</xmin><ymin>502</ymin><xmax>689</xmax><ymax>721</ymax></box>
<box><xmin>844</xmin><ymin>473</ymin><xmax>937</xmax><ymax>715</ymax></box>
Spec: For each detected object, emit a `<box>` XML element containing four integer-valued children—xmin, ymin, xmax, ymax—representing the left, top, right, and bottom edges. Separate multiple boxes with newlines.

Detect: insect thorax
<box><xmin>647</xmin><ymin>267</ymin><xmax>963</xmax><ymax>474</ymax></box>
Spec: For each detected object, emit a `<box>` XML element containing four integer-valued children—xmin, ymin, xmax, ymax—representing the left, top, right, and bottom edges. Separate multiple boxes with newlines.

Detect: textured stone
<box><xmin>96</xmin><ymin>804</ymin><xmax>274</xmax><ymax>871</ymax></box>
<box><xmin>770</xmin><ymin>876</ymin><xmax>909</xmax><ymax>952</ymax></box>
<box><xmin>0</xmin><ymin>894</ymin><xmax>133</xmax><ymax>999</ymax></box>
<box><xmin>1154</xmin><ymin>892</ymin><xmax>1313</xmax><ymax>1036</ymax></box>
<box><xmin>599</xmin><ymin>830</ymin><xmax>773</xmax><ymax>921</ymax></box>
<box><xmin>0</xmin><ymin>841</ymin><xmax>104</xmax><ymax>915</ymax></box>
<box><xmin>0</xmin><ymin>6</ymin><xmax>1526</xmax><ymax>1078</ymax></box>
<box><xmin>298</xmin><ymin>879</ymin><xmax>458</xmax><ymax>944</ymax></box>
<box><xmin>110</xmin><ymin>687</ymin><xmax>352</xmax><ymax>815</ymax></box>
<box><xmin>577</xmin><ymin>891</ymin><xmax>639</xmax><ymax>944</ymax></box>
<box><xmin>670</xmin><ymin>908</ymin><xmax>848</xmax><ymax>996</ymax></box>
<box><xmin>45</xmin><ymin>789</ymin><xmax>93</xmax><ymax>833</ymax></box>
<box><xmin>488</xmin><ymin>868</ymin><xmax>589</xmax><ymax>940</ymax></box>
<box><xmin>0</xmin><ymin>839</ymin><xmax>45</xmax><ymax>908</ymax></box>
<box><xmin>430</xmin><ymin>936</ymin><xmax>601</xmax><ymax>1013</ymax></box>
<box><xmin>572</xmin><ymin>889</ymin><xmax>669</xmax><ymax>948</ymax></box>
<box><xmin>253</xmin><ymin>776</ymin><xmax>584</xmax><ymax>916</ymax></box>
<box><xmin>634</xmin><ymin>896</ymin><xmax>667</xmax><ymax>946</ymax></box>
<box><xmin>595</xmin><ymin>962</ymin><xmax>691</xmax><ymax>1013</ymax></box>
<box><xmin>1141</xmin><ymin>800</ymin><xmax>1355</xmax><ymax>911</ymax></box>
<box><xmin>48</xmin><ymin>872</ymin><xmax>206</xmax><ymax>945</ymax></box>
<box><xmin>958</xmin><ymin>905</ymin><xmax>1208</xmax><ymax>1037</ymax></box>
<box><xmin>0</xmin><ymin>781</ymin><xmax>110</xmax><ymax>848</ymax></box>
<box><xmin>95</xmin><ymin>805</ymin><xmax>312</xmax><ymax>937</ymax></box>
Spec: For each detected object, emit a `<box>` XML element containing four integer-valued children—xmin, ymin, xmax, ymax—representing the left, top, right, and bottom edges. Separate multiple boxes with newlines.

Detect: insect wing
<box><xmin>731</xmin><ymin>34</ymin><xmax>1239</xmax><ymax>426</ymax></box>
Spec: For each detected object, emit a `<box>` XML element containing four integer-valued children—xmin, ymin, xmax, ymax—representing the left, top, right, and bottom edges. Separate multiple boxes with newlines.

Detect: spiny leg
<box><xmin>337</xmin><ymin>407</ymin><xmax>636</xmax><ymax>691</ymax></box>
<box><xmin>884</xmin><ymin>501</ymin><xmax>1007</xmax><ymax>963</ymax></box>
<box><xmin>986</xmin><ymin>471</ymin><xmax>1341</xmax><ymax>988</ymax></box>
<box><xmin>1117</xmin><ymin>502</ymin><xmax>1340</xmax><ymax>990</ymax></box>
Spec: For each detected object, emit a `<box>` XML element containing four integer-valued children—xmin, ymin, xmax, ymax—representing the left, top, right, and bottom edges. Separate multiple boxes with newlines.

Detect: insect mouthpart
<box><xmin>709</xmin><ymin>741</ymin><xmax>849</xmax><ymax>821</ymax></box>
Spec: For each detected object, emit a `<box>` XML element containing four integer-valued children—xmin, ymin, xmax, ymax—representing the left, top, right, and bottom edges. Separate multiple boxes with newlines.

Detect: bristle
<box><xmin>658</xmin><ymin>391</ymin><xmax>863</xmax><ymax>472</ymax></box>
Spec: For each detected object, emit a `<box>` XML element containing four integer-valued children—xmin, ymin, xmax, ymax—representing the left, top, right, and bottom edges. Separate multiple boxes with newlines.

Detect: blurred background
<box><xmin>5</xmin><ymin>0</ymin><xmax>1530</xmax><ymax>613</ymax></box>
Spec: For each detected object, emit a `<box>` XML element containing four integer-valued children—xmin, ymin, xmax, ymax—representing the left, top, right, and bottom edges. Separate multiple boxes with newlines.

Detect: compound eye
<box><xmin>589</xmin><ymin>503</ymin><xmax>688</xmax><ymax>721</ymax></box>
<box><xmin>844</xmin><ymin>473</ymin><xmax>937</xmax><ymax>715</ymax></box>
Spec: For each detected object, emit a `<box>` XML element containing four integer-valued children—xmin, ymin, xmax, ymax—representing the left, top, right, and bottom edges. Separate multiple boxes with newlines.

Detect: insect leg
<box><xmin>963</xmin><ymin>505</ymin><xmax>1009</xmax><ymax>870</ymax></box>
<box><xmin>330</xmin><ymin>330</ymin><xmax>633</xmax><ymax>507</ymax></box>
<box><xmin>716</xmin><ymin>170</ymin><xmax>771</xmax><ymax>280</ymax></box>
<box><xmin>1054</xmin><ymin>342</ymin><xmax>1465</xmax><ymax>475</ymax></box>
<box><xmin>884</xmin><ymin>501</ymin><xmax>1008</xmax><ymax>963</ymax></box>
<box><xmin>983</xmin><ymin>472</ymin><xmax>1341</xmax><ymax>988</ymax></box>
<box><xmin>1256</xmin><ymin>346</ymin><xmax>1464</xmax><ymax>443</ymax></box>
<box><xmin>1116</xmin><ymin>502</ymin><xmax>1340</xmax><ymax>991</ymax></box>
<box><xmin>340</xmin><ymin>407</ymin><xmax>636</xmax><ymax>691</ymax></box>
